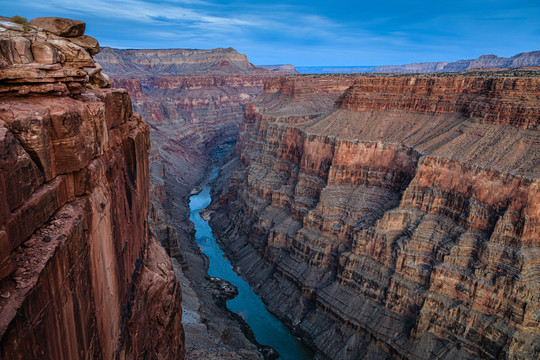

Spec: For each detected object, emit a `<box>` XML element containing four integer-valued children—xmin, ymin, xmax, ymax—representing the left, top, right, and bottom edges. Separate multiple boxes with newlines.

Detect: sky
<box><xmin>1</xmin><ymin>0</ymin><xmax>539</xmax><ymax>66</ymax></box>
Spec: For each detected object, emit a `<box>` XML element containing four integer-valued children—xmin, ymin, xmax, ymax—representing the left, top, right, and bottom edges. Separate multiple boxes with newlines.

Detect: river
<box><xmin>189</xmin><ymin>163</ymin><xmax>314</xmax><ymax>360</ymax></box>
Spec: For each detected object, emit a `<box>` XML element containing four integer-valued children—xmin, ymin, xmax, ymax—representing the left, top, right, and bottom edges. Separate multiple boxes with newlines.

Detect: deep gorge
<box><xmin>1</xmin><ymin>15</ymin><xmax>539</xmax><ymax>360</ymax></box>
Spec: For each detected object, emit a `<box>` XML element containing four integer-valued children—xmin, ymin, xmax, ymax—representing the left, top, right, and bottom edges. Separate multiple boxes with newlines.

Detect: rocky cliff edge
<box><xmin>0</xmin><ymin>16</ymin><xmax>184</xmax><ymax>359</ymax></box>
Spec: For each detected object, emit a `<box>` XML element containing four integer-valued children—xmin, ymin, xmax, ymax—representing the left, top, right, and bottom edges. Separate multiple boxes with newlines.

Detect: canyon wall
<box><xmin>96</xmin><ymin>47</ymin><xmax>282</xmax><ymax>357</ymax></box>
<box><xmin>371</xmin><ymin>50</ymin><xmax>540</xmax><ymax>73</ymax></box>
<box><xmin>97</xmin><ymin>46</ymin><xmax>264</xmax><ymax>75</ymax></box>
<box><xmin>95</xmin><ymin>48</ymin><xmax>278</xmax><ymax>254</ymax></box>
<box><xmin>0</xmin><ymin>16</ymin><xmax>184</xmax><ymax>359</ymax></box>
<box><xmin>211</xmin><ymin>72</ymin><xmax>540</xmax><ymax>359</ymax></box>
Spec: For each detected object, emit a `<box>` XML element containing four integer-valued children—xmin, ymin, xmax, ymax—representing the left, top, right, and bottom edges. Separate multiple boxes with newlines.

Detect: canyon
<box><xmin>95</xmin><ymin>46</ymin><xmax>291</xmax><ymax>357</ymax></box>
<box><xmin>1</xmin><ymin>13</ymin><xmax>539</xmax><ymax>360</ymax></box>
<box><xmin>210</xmin><ymin>71</ymin><xmax>540</xmax><ymax>359</ymax></box>
<box><xmin>0</xmin><ymin>16</ymin><xmax>183</xmax><ymax>359</ymax></box>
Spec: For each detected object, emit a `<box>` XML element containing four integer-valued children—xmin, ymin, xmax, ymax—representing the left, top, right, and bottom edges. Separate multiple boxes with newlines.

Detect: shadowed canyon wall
<box><xmin>211</xmin><ymin>72</ymin><xmax>540</xmax><ymax>359</ymax></box>
<box><xmin>0</xmin><ymin>16</ymin><xmax>184</xmax><ymax>359</ymax></box>
<box><xmin>96</xmin><ymin>47</ymin><xmax>286</xmax><ymax>357</ymax></box>
<box><xmin>95</xmin><ymin>47</ymin><xmax>280</xmax><ymax>257</ymax></box>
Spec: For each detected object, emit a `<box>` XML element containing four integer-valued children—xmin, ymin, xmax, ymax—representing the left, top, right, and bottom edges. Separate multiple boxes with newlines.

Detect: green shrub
<box><xmin>11</xmin><ymin>15</ymin><xmax>30</xmax><ymax>32</ymax></box>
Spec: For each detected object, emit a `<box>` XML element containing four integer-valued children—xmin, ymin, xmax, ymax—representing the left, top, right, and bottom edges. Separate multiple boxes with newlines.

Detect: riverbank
<box><xmin>189</xmin><ymin>150</ymin><xmax>314</xmax><ymax>360</ymax></box>
<box><xmin>162</xmin><ymin>147</ymin><xmax>263</xmax><ymax>359</ymax></box>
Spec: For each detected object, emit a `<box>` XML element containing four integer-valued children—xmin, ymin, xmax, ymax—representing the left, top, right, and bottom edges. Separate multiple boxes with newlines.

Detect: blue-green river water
<box><xmin>189</xmin><ymin>166</ymin><xmax>313</xmax><ymax>360</ymax></box>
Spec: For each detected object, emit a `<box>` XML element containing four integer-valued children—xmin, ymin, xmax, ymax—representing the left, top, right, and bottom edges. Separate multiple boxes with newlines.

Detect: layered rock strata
<box><xmin>0</xmin><ymin>16</ymin><xmax>184</xmax><ymax>359</ymax></box>
<box><xmin>258</xmin><ymin>65</ymin><xmax>299</xmax><ymax>74</ymax></box>
<box><xmin>95</xmin><ymin>48</ymin><xmax>279</xmax><ymax>254</ymax></box>
<box><xmin>211</xmin><ymin>72</ymin><xmax>540</xmax><ymax>359</ymax></box>
<box><xmin>97</xmin><ymin>46</ymin><xmax>268</xmax><ymax>76</ymax></box>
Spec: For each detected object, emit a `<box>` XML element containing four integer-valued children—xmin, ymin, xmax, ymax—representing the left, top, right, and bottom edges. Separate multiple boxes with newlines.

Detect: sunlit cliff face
<box><xmin>210</xmin><ymin>72</ymin><xmax>540</xmax><ymax>360</ymax></box>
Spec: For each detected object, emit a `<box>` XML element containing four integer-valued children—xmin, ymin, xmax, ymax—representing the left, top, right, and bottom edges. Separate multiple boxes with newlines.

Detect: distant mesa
<box><xmin>371</xmin><ymin>50</ymin><xmax>540</xmax><ymax>73</ymax></box>
<box><xmin>295</xmin><ymin>66</ymin><xmax>376</xmax><ymax>74</ymax></box>
<box><xmin>95</xmin><ymin>46</ymin><xmax>280</xmax><ymax>76</ymax></box>
<box><xmin>257</xmin><ymin>64</ymin><xmax>299</xmax><ymax>74</ymax></box>
<box><xmin>28</xmin><ymin>17</ymin><xmax>85</xmax><ymax>37</ymax></box>
<box><xmin>259</xmin><ymin>51</ymin><xmax>540</xmax><ymax>75</ymax></box>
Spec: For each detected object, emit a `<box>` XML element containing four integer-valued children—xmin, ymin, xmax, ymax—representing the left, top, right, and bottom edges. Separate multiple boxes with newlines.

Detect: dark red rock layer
<box><xmin>211</xmin><ymin>73</ymin><xmax>540</xmax><ymax>359</ymax></box>
<box><xmin>0</xmin><ymin>17</ymin><xmax>184</xmax><ymax>359</ymax></box>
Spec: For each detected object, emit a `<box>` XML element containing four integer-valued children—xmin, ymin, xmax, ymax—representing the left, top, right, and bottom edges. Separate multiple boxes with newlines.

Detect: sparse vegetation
<box><xmin>11</xmin><ymin>15</ymin><xmax>30</xmax><ymax>32</ymax></box>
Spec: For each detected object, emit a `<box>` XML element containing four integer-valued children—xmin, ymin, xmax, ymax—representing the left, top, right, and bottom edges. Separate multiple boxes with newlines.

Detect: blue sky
<box><xmin>1</xmin><ymin>0</ymin><xmax>539</xmax><ymax>66</ymax></box>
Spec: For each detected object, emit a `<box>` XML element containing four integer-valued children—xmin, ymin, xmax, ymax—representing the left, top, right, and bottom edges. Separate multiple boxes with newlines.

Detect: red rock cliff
<box><xmin>211</xmin><ymin>72</ymin><xmax>540</xmax><ymax>359</ymax></box>
<box><xmin>0</xmin><ymin>16</ymin><xmax>184</xmax><ymax>359</ymax></box>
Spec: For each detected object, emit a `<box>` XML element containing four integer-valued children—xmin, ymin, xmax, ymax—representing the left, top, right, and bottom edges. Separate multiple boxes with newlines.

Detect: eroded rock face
<box><xmin>96</xmin><ymin>46</ymin><xmax>266</xmax><ymax>75</ymax></box>
<box><xmin>95</xmin><ymin>47</ymin><xmax>290</xmax><ymax>270</ymax></box>
<box><xmin>0</xmin><ymin>16</ymin><xmax>184</xmax><ymax>359</ymax></box>
<box><xmin>211</xmin><ymin>72</ymin><xmax>540</xmax><ymax>359</ymax></box>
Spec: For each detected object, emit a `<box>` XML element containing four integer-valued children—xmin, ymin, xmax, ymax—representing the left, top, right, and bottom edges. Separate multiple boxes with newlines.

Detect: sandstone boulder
<box><xmin>29</xmin><ymin>17</ymin><xmax>85</xmax><ymax>37</ymax></box>
<box><xmin>12</xmin><ymin>37</ymin><xmax>33</xmax><ymax>63</ymax></box>
<box><xmin>0</xmin><ymin>37</ymin><xmax>33</xmax><ymax>65</ymax></box>
<box><xmin>31</xmin><ymin>40</ymin><xmax>58</xmax><ymax>64</ymax></box>
<box><xmin>90</xmin><ymin>70</ymin><xmax>112</xmax><ymax>88</ymax></box>
<box><xmin>49</xmin><ymin>39</ymin><xmax>94</xmax><ymax>67</ymax></box>
<box><xmin>69</xmin><ymin>35</ymin><xmax>100</xmax><ymax>55</ymax></box>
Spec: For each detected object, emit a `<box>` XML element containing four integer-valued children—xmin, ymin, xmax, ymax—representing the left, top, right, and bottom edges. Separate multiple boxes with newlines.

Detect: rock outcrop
<box><xmin>0</xmin><ymin>16</ymin><xmax>184</xmax><ymax>359</ymax></box>
<box><xmin>371</xmin><ymin>50</ymin><xmax>540</xmax><ymax>73</ymax></box>
<box><xmin>211</xmin><ymin>71</ymin><xmax>540</xmax><ymax>359</ymax></box>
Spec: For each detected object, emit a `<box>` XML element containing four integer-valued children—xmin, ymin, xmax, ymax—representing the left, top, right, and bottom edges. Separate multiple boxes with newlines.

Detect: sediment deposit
<box><xmin>211</xmin><ymin>72</ymin><xmax>540</xmax><ymax>359</ymax></box>
<box><xmin>0</xmin><ymin>16</ymin><xmax>184</xmax><ymax>359</ymax></box>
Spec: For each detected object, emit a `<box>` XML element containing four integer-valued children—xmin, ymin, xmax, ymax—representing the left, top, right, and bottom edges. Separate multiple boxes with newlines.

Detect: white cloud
<box><xmin>22</xmin><ymin>0</ymin><xmax>343</xmax><ymax>38</ymax></box>
<box><xmin>30</xmin><ymin>0</ymin><xmax>255</xmax><ymax>30</ymax></box>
